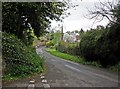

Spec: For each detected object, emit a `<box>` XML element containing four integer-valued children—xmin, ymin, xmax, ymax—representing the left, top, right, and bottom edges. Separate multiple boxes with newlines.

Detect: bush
<box><xmin>2</xmin><ymin>33</ymin><xmax>44</xmax><ymax>78</ymax></box>
<box><xmin>80</xmin><ymin>28</ymin><xmax>120</xmax><ymax>67</ymax></box>
<box><xmin>56</xmin><ymin>41</ymin><xmax>68</xmax><ymax>53</ymax></box>
<box><xmin>46</xmin><ymin>41</ymin><xmax>54</xmax><ymax>47</ymax></box>
<box><xmin>80</xmin><ymin>30</ymin><xmax>103</xmax><ymax>61</ymax></box>
<box><xmin>109</xmin><ymin>62</ymin><xmax>120</xmax><ymax>71</ymax></box>
<box><xmin>56</xmin><ymin>41</ymin><xmax>80</xmax><ymax>56</ymax></box>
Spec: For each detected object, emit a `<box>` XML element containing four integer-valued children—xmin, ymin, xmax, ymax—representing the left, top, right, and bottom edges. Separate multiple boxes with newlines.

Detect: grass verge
<box><xmin>46</xmin><ymin>48</ymin><xmax>101</xmax><ymax>67</ymax></box>
<box><xmin>46</xmin><ymin>48</ymin><xmax>120</xmax><ymax>72</ymax></box>
<box><xmin>46</xmin><ymin>48</ymin><xmax>82</xmax><ymax>63</ymax></box>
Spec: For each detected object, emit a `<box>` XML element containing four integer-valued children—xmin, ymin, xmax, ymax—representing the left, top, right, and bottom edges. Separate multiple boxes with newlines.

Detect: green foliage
<box><xmin>80</xmin><ymin>30</ymin><xmax>104</xmax><ymax>61</ymax></box>
<box><xmin>2</xmin><ymin>2</ymin><xmax>67</xmax><ymax>42</ymax></box>
<box><xmin>46</xmin><ymin>41</ymin><xmax>54</xmax><ymax>47</ymax></box>
<box><xmin>2</xmin><ymin>33</ymin><xmax>44</xmax><ymax>79</ymax></box>
<box><xmin>82</xmin><ymin>61</ymin><xmax>101</xmax><ymax>67</ymax></box>
<box><xmin>79</xmin><ymin>2</ymin><xmax>120</xmax><ymax>68</ymax></box>
<box><xmin>52</xmin><ymin>32</ymin><xmax>61</xmax><ymax>45</ymax></box>
<box><xmin>56</xmin><ymin>40</ymin><xmax>79</xmax><ymax>55</ymax></box>
<box><xmin>22</xmin><ymin>28</ymin><xmax>37</xmax><ymax>46</ymax></box>
<box><xmin>80</xmin><ymin>28</ymin><xmax>120</xmax><ymax>67</ymax></box>
<box><xmin>46</xmin><ymin>48</ymin><xmax>82</xmax><ymax>63</ymax></box>
<box><xmin>46</xmin><ymin>48</ymin><xmax>101</xmax><ymax>67</ymax></box>
<box><xmin>56</xmin><ymin>41</ymin><xmax>67</xmax><ymax>53</ymax></box>
<box><xmin>109</xmin><ymin>62</ymin><xmax>120</xmax><ymax>71</ymax></box>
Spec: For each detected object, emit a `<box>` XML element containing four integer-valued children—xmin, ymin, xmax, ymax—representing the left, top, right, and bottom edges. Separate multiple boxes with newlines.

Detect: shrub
<box><xmin>56</xmin><ymin>41</ymin><xmax>80</xmax><ymax>56</ymax></box>
<box><xmin>80</xmin><ymin>30</ymin><xmax>103</xmax><ymax>61</ymax></box>
<box><xmin>109</xmin><ymin>62</ymin><xmax>120</xmax><ymax>71</ymax></box>
<box><xmin>80</xmin><ymin>28</ymin><xmax>120</xmax><ymax>67</ymax></box>
<box><xmin>56</xmin><ymin>41</ymin><xmax>68</xmax><ymax>53</ymax></box>
<box><xmin>46</xmin><ymin>41</ymin><xmax>54</xmax><ymax>47</ymax></box>
<box><xmin>2</xmin><ymin>33</ymin><xmax>44</xmax><ymax>78</ymax></box>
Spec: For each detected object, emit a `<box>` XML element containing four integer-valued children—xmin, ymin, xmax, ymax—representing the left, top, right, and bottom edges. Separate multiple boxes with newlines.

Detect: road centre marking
<box><xmin>42</xmin><ymin>79</ymin><xmax>47</xmax><ymax>83</ymax></box>
<box><xmin>41</xmin><ymin>76</ymin><xmax>45</xmax><ymax>79</ymax></box>
<box><xmin>65</xmin><ymin>65</ymin><xmax>118</xmax><ymax>83</ymax></box>
<box><xmin>91</xmin><ymin>72</ymin><xmax>118</xmax><ymax>83</ymax></box>
<box><xmin>65</xmin><ymin>65</ymin><xmax>82</xmax><ymax>72</ymax></box>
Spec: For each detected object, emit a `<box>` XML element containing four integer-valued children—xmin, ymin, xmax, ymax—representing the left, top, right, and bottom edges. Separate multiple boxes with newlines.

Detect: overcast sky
<box><xmin>50</xmin><ymin>0</ymin><xmax>114</xmax><ymax>32</ymax></box>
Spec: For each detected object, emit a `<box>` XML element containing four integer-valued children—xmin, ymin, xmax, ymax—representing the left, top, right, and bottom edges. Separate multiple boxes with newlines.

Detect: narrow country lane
<box><xmin>2</xmin><ymin>1</ymin><xmax>120</xmax><ymax>89</ymax></box>
<box><xmin>36</xmin><ymin>47</ymin><xmax>119</xmax><ymax>87</ymax></box>
<box><xmin>2</xmin><ymin>47</ymin><xmax>119</xmax><ymax>89</ymax></box>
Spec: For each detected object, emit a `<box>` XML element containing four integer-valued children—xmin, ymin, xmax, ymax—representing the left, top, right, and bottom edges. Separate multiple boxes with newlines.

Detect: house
<box><xmin>63</xmin><ymin>32</ymin><xmax>80</xmax><ymax>43</ymax></box>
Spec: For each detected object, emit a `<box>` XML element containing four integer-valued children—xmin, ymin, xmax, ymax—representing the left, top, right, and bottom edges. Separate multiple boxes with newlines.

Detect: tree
<box><xmin>86</xmin><ymin>0</ymin><xmax>120</xmax><ymax>25</ymax></box>
<box><xmin>79</xmin><ymin>28</ymin><xmax>84</xmax><ymax>37</ymax></box>
<box><xmin>75</xmin><ymin>30</ymin><xmax>79</xmax><ymax>33</ymax></box>
<box><xmin>80</xmin><ymin>0</ymin><xmax>120</xmax><ymax>67</ymax></box>
<box><xmin>66</xmin><ymin>31</ymin><xmax>71</xmax><ymax>35</ymax></box>
<box><xmin>79</xmin><ymin>28</ymin><xmax>84</xmax><ymax>33</ymax></box>
<box><xmin>2</xmin><ymin>2</ymin><xmax>67</xmax><ymax>39</ymax></box>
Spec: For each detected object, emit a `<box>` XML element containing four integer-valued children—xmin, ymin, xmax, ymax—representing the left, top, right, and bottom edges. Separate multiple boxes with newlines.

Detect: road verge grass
<box><xmin>46</xmin><ymin>48</ymin><xmax>120</xmax><ymax>72</ymax></box>
<box><xmin>46</xmin><ymin>48</ymin><xmax>83</xmax><ymax>63</ymax></box>
<box><xmin>46</xmin><ymin>48</ymin><xmax>101</xmax><ymax>67</ymax></box>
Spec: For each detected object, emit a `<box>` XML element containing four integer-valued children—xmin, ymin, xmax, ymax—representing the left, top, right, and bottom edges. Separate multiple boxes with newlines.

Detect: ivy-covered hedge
<box><xmin>2</xmin><ymin>33</ymin><xmax>44</xmax><ymax>78</ymax></box>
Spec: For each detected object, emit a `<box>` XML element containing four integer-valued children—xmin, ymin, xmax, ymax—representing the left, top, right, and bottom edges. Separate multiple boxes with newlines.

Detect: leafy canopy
<box><xmin>2</xmin><ymin>2</ymin><xmax>67</xmax><ymax>38</ymax></box>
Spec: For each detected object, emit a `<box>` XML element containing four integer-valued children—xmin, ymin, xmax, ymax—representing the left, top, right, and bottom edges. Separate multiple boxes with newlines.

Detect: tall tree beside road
<box><xmin>87</xmin><ymin>0</ymin><xmax>119</xmax><ymax>24</ymax></box>
<box><xmin>80</xmin><ymin>0</ymin><xmax>120</xmax><ymax>67</ymax></box>
<box><xmin>2</xmin><ymin>2</ymin><xmax>67</xmax><ymax>39</ymax></box>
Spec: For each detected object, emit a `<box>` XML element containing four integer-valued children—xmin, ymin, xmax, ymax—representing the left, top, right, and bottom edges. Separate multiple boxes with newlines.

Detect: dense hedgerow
<box><xmin>46</xmin><ymin>41</ymin><xmax>54</xmax><ymax>47</ymax></box>
<box><xmin>55</xmin><ymin>28</ymin><xmax>120</xmax><ymax>69</ymax></box>
<box><xmin>80</xmin><ymin>28</ymin><xmax>120</xmax><ymax>67</ymax></box>
<box><xmin>2</xmin><ymin>33</ymin><xmax>44</xmax><ymax>77</ymax></box>
<box><xmin>56</xmin><ymin>41</ymin><xmax>79</xmax><ymax>56</ymax></box>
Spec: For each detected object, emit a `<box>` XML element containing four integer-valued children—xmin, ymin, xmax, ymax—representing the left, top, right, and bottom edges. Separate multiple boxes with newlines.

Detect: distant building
<box><xmin>63</xmin><ymin>32</ymin><xmax>80</xmax><ymax>43</ymax></box>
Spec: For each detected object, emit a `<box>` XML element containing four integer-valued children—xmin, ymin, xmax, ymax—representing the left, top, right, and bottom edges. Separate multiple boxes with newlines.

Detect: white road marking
<box><xmin>28</xmin><ymin>84</ymin><xmax>35</xmax><ymax>89</ymax></box>
<box><xmin>42</xmin><ymin>79</ymin><xmax>47</xmax><ymax>83</ymax></box>
<box><xmin>41</xmin><ymin>76</ymin><xmax>45</xmax><ymax>79</ymax></box>
<box><xmin>65</xmin><ymin>65</ymin><xmax>118</xmax><ymax>83</ymax></box>
<box><xmin>29</xmin><ymin>80</ymin><xmax>35</xmax><ymax>84</ymax></box>
<box><xmin>65</xmin><ymin>65</ymin><xmax>82</xmax><ymax>72</ymax></box>
<box><xmin>43</xmin><ymin>84</ymin><xmax>50</xmax><ymax>88</ymax></box>
<box><xmin>91</xmin><ymin>72</ymin><xmax>118</xmax><ymax>83</ymax></box>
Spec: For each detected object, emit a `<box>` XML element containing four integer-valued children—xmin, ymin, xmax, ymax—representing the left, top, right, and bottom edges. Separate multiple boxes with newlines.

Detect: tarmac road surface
<box><xmin>37</xmin><ymin>47</ymin><xmax>119</xmax><ymax>87</ymax></box>
<box><xmin>2</xmin><ymin>47</ymin><xmax>119</xmax><ymax>88</ymax></box>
